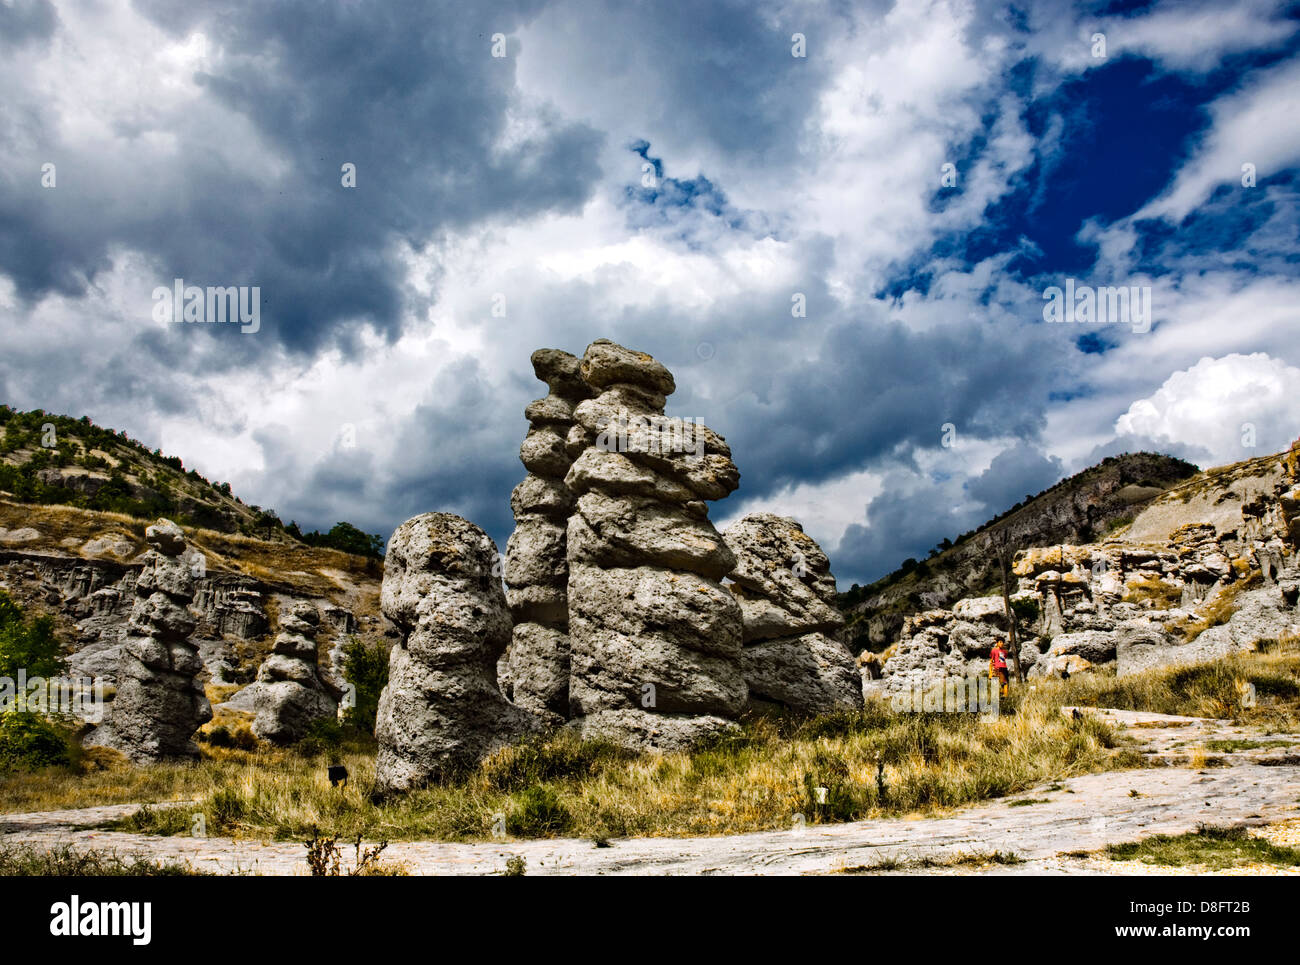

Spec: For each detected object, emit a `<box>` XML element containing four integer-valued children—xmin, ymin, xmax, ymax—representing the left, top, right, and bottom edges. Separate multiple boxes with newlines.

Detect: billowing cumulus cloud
<box><xmin>1</xmin><ymin>0</ymin><xmax>1298</xmax><ymax>588</ymax></box>
<box><xmin>1114</xmin><ymin>353</ymin><xmax>1300</xmax><ymax>468</ymax></box>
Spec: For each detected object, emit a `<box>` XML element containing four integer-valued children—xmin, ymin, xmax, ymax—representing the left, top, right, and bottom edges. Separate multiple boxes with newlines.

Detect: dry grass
<box><xmin>0</xmin><ymin>498</ymin><xmax>378</xmax><ymax>597</ymax></box>
<box><xmin>3</xmin><ymin>698</ymin><xmax>1142</xmax><ymax>843</ymax></box>
<box><xmin>1022</xmin><ymin>645</ymin><xmax>1300</xmax><ymax>727</ymax></box>
<box><xmin>1171</xmin><ymin>572</ymin><xmax>1263</xmax><ymax>644</ymax></box>
<box><xmin>4</xmin><ymin>646</ymin><xmax>1296</xmax><ymax>844</ymax></box>
<box><xmin>1121</xmin><ymin>576</ymin><xmax>1183</xmax><ymax>609</ymax></box>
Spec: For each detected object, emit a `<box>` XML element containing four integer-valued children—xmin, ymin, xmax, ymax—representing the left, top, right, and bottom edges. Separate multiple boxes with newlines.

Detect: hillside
<box><xmin>0</xmin><ymin>406</ymin><xmax>391</xmax><ymax>700</ymax></box>
<box><xmin>838</xmin><ymin>451</ymin><xmax>1200</xmax><ymax>651</ymax></box>
<box><xmin>0</xmin><ymin>405</ymin><xmax>382</xmax><ymax>555</ymax></box>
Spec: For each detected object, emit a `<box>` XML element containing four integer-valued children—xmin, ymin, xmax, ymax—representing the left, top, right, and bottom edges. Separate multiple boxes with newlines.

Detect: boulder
<box><xmin>251</xmin><ymin>602</ymin><xmax>342</xmax><ymax>744</ymax></box>
<box><xmin>565</xmin><ymin>340</ymin><xmax>746</xmax><ymax>749</ymax></box>
<box><xmin>722</xmin><ymin>514</ymin><xmax>859</xmax><ymax>714</ymax></box>
<box><xmin>374</xmin><ymin>513</ymin><xmax>537</xmax><ymax>792</ymax></box>
<box><xmin>503</xmin><ymin>349</ymin><xmax>593</xmax><ymax>725</ymax></box>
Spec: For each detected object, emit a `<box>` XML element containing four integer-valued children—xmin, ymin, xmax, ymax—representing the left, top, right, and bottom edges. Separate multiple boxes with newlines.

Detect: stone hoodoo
<box><xmin>502</xmin><ymin>349</ymin><xmax>593</xmax><ymax>725</ymax></box>
<box><xmin>374</xmin><ymin>513</ymin><xmax>536</xmax><ymax>793</ymax></box>
<box><xmin>723</xmin><ymin>514</ymin><xmax>860</xmax><ymax>714</ymax></box>
<box><xmin>563</xmin><ymin>339</ymin><xmax>748</xmax><ymax>750</ymax></box>
<box><xmin>251</xmin><ymin>602</ymin><xmax>342</xmax><ymax>744</ymax></box>
<box><xmin>85</xmin><ymin>519</ymin><xmax>211</xmax><ymax>762</ymax></box>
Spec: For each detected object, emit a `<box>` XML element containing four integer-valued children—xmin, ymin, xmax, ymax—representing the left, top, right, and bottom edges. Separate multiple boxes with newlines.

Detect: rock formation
<box><xmin>374</xmin><ymin>513</ymin><xmax>537</xmax><ymax>793</ymax></box>
<box><xmin>563</xmin><ymin>339</ymin><xmax>748</xmax><ymax>750</ymax></box>
<box><xmin>722</xmin><ymin>514</ymin><xmax>860</xmax><ymax>714</ymax></box>
<box><xmin>84</xmin><ymin>519</ymin><xmax>211</xmax><ymax>762</ymax></box>
<box><xmin>251</xmin><ymin>602</ymin><xmax>342</xmax><ymax>744</ymax></box>
<box><xmin>502</xmin><ymin>350</ymin><xmax>593</xmax><ymax>725</ymax></box>
<box><xmin>877</xmin><ymin>451</ymin><xmax>1300</xmax><ymax>691</ymax></box>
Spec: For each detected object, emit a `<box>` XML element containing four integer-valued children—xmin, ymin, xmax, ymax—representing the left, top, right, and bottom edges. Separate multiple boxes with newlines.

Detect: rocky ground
<box><xmin>2</xmin><ymin>709</ymin><xmax>1296</xmax><ymax>875</ymax></box>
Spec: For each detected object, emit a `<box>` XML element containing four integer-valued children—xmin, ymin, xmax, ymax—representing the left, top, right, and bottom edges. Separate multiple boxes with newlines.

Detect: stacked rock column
<box><xmin>564</xmin><ymin>339</ymin><xmax>748</xmax><ymax>751</ymax></box>
<box><xmin>502</xmin><ymin>350</ymin><xmax>592</xmax><ymax>724</ymax></box>
<box><xmin>85</xmin><ymin>519</ymin><xmax>211</xmax><ymax>762</ymax></box>
<box><xmin>374</xmin><ymin>513</ymin><xmax>537</xmax><ymax>794</ymax></box>
<box><xmin>252</xmin><ymin>602</ymin><xmax>343</xmax><ymax>744</ymax></box>
<box><xmin>722</xmin><ymin>513</ymin><xmax>861</xmax><ymax>714</ymax></box>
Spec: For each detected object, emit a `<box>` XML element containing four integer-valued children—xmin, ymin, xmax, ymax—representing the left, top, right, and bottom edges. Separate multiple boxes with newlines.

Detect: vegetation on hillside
<box><xmin>0</xmin><ymin>405</ymin><xmax>383</xmax><ymax>558</ymax></box>
<box><xmin>0</xmin><ymin>590</ymin><xmax>73</xmax><ymax>774</ymax></box>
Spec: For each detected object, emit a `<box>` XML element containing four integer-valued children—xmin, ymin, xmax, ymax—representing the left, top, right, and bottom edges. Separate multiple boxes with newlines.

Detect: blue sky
<box><xmin>1</xmin><ymin>0</ymin><xmax>1298</xmax><ymax>585</ymax></box>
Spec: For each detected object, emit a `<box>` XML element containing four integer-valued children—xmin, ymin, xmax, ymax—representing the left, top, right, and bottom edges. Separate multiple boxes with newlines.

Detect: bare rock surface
<box><xmin>374</xmin><ymin>513</ymin><xmax>536</xmax><ymax>793</ymax></box>
<box><xmin>565</xmin><ymin>340</ymin><xmax>746</xmax><ymax>748</ymax></box>
<box><xmin>251</xmin><ymin>602</ymin><xmax>342</xmax><ymax>744</ymax></box>
<box><xmin>83</xmin><ymin>520</ymin><xmax>211</xmax><ymax>762</ymax></box>
<box><xmin>723</xmin><ymin>514</ymin><xmax>859</xmax><ymax>714</ymax></box>
<box><xmin>503</xmin><ymin>350</ymin><xmax>593</xmax><ymax>725</ymax></box>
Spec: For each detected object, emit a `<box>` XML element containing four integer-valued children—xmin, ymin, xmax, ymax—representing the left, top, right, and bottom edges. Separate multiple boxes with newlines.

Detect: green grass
<box><xmin>835</xmin><ymin>850</ymin><xmax>1023</xmax><ymax>873</ymax></box>
<box><xmin>0</xmin><ymin>842</ymin><xmax>209</xmax><ymax>876</ymax></box>
<box><xmin>1007</xmin><ymin>797</ymin><xmax>1050</xmax><ymax>807</ymax></box>
<box><xmin>1106</xmin><ymin>825</ymin><xmax>1300</xmax><ymax>871</ymax></box>
<box><xmin>1202</xmin><ymin>739</ymin><xmax>1296</xmax><ymax>753</ymax></box>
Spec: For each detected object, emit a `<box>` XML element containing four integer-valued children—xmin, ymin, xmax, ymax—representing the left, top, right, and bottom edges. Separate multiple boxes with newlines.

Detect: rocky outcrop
<box><xmin>0</xmin><ymin>544</ymin><xmax>365</xmax><ymax>695</ymax></box>
<box><xmin>878</xmin><ymin>456</ymin><xmax>1300</xmax><ymax>690</ymax></box>
<box><xmin>251</xmin><ymin>602</ymin><xmax>342</xmax><ymax>744</ymax></box>
<box><xmin>374</xmin><ymin>513</ymin><xmax>537</xmax><ymax>793</ymax></box>
<box><xmin>502</xmin><ymin>350</ymin><xmax>593</xmax><ymax>725</ymax></box>
<box><xmin>83</xmin><ymin>520</ymin><xmax>211</xmax><ymax>762</ymax></box>
<box><xmin>723</xmin><ymin>514</ymin><xmax>859</xmax><ymax>714</ymax></box>
<box><xmin>564</xmin><ymin>339</ymin><xmax>747</xmax><ymax>750</ymax></box>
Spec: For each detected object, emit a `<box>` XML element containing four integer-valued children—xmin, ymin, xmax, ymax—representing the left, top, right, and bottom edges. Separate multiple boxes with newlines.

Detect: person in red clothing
<box><xmin>989</xmin><ymin>639</ymin><xmax>1010</xmax><ymax>698</ymax></box>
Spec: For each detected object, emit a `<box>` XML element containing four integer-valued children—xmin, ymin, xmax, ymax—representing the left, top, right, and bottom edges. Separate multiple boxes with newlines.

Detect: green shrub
<box><xmin>480</xmin><ymin>734</ymin><xmax>636</xmax><ymax>792</ymax></box>
<box><xmin>297</xmin><ymin>717</ymin><xmax>346</xmax><ymax>756</ymax></box>
<box><xmin>0</xmin><ymin>713</ymin><xmax>71</xmax><ymax>773</ymax></box>
<box><xmin>0</xmin><ymin>590</ymin><xmax>66</xmax><ymax>681</ymax></box>
<box><xmin>340</xmin><ymin>637</ymin><xmax>389</xmax><ymax>734</ymax></box>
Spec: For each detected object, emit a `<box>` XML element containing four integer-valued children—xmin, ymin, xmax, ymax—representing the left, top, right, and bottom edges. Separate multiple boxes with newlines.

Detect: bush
<box><xmin>480</xmin><ymin>734</ymin><xmax>637</xmax><ymax>792</ymax></box>
<box><xmin>297</xmin><ymin>717</ymin><xmax>346</xmax><ymax>757</ymax></box>
<box><xmin>340</xmin><ymin>637</ymin><xmax>388</xmax><ymax>735</ymax></box>
<box><xmin>0</xmin><ymin>713</ymin><xmax>71</xmax><ymax>773</ymax></box>
<box><xmin>0</xmin><ymin>591</ymin><xmax>66</xmax><ymax>681</ymax></box>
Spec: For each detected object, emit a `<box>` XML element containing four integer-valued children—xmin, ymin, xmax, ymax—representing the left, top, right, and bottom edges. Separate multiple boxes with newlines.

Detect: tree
<box><xmin>0</xmin><ymin>591</ymin><xmax>65</xmax><ymax>681</ymax></box>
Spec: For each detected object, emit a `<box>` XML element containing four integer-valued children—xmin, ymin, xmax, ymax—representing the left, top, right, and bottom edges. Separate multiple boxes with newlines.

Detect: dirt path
<box><xmin>3</xmin><ymin>710</ymin><xmax>1298</xmax><ymax>876</ymax></box>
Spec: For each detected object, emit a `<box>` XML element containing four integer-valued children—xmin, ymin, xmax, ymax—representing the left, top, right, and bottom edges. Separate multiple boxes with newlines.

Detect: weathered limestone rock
<box><xmin>503</xmin><ymin>350</ymin><xmax>593</xmax><ymax>724</ymax></box>
<box><xmin>374</xmin><ymin>513</ymin><xmax>536</xmax><ymax>793</ymax></box>
<box><xmin>251</xmin><ymin>602</ymin><xmax>342</xmax><ymax>744</ymax></box>
<box><xmin>565</xmin><ymin>340</ymin><xmax>747</xmax><ymax>748</ymax></box>
<box><xmin>723</xmin><ymin>514</ymin><xmax>859</xmax><ymax>714</ymax></box>
<box><xmin>84</xmin><ymin>519</ymin><xmax>211</xmax><ymax>762</ymax></box>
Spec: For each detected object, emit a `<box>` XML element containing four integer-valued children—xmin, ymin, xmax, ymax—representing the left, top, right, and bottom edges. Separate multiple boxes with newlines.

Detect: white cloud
<box><xmin>1135</xmin><ymin>57</ymin><xmax>1300</xmax><ymax>223</ymax></box>
<box><xmin>1114</xmin><ymin>353</ymin><xmax>1300</xmax><ymax>466</ymax></box>
<box><xmin>715</xmin><ymin>469</ymin><xmax>883</xmax><ymax>553</ymax></box>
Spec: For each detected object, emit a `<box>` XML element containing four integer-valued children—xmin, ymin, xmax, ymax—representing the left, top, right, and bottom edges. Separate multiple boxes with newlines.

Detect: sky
<box><xmin>1</xmin><ymin>0</ymin><xmax>1298</xmax><ymax>587</ymax></box>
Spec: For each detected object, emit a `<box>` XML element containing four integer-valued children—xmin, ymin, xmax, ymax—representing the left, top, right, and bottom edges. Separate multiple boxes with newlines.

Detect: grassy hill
<box><xmin>0</xmin><ymin>406</ymin><xmax>381</xmax><ymax>556</ymax></box>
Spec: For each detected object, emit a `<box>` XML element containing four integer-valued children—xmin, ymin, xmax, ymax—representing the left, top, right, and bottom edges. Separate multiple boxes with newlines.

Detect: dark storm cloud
<box><xmin>0</xmin><ymin>0</ymin><xmax>57</xmax><ymax>49</ymax></box>
<box><xmin>965</xmin><ymin>441</ymin><xmax>1064</xmax><ymax>511</ymax></box>
<box><xmin>1</xmin><ymin>0</ymin><xmax>603</xmax><ymax>356</ymax></box>
<box><xmin>535</xmin><ymin>0</ymin><xmax>840</xmax><ymax>163</ymax></box>
<box><xmin>832</xmin><ymin>442</ymin><xmax>1064</xmax><ymax>585</ymax></box>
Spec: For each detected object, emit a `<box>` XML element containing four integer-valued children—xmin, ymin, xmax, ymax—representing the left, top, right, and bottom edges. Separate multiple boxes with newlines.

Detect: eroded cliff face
<box><xmin>0</xmin><ymin>512</ymin><xmax>387</xmax><ymax>718</ymax></box>
<box><xmin>842</xmin><ymin>453</ymin><xmax>1202</xmax><ymax>652</ymax></box>
<box><xmin>871</xmin><ymin>447</ymin><xmax>1300</xmax><ymax>695</ymax></box>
